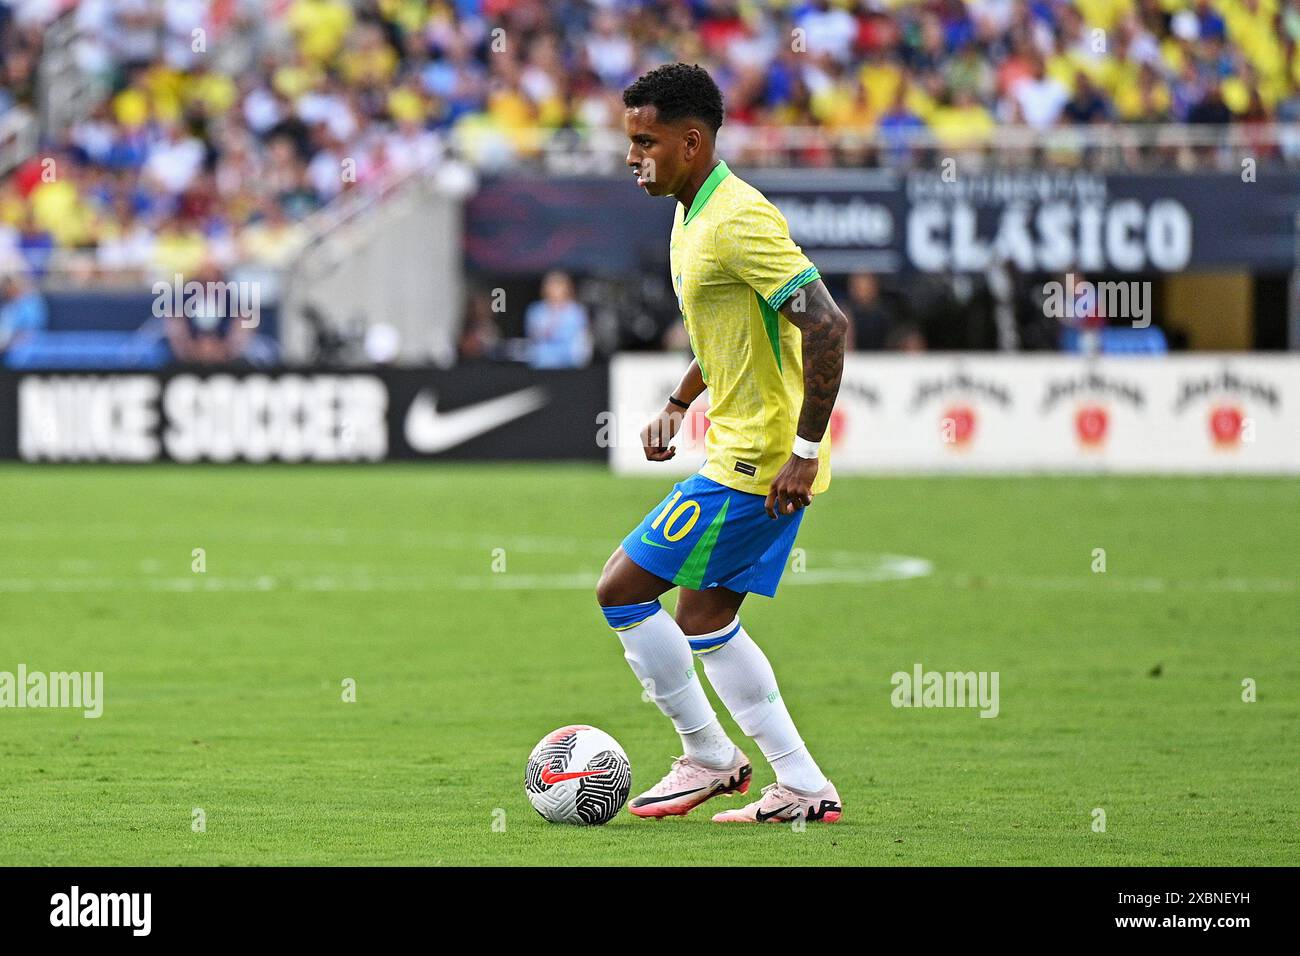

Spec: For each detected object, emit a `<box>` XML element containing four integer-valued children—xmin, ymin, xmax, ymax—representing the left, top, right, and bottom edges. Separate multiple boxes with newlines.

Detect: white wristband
<box><xmin>792</xmin><ymin>435</ymin><xmax>820</xmax><ymax>460</ymax></box>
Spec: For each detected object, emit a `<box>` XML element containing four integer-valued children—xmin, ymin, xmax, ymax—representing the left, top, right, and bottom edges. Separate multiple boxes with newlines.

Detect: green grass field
<box><xmin>0</xmin><ymin>464</ymin><xmax>1295</xmax><ymax>866</ymax></box>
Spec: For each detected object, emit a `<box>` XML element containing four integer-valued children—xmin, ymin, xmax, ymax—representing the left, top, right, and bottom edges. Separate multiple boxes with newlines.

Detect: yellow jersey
<box><xmin>669</xmin><ymin>160</ymin><xmax>832</xmax><ymax>496</ymax></box>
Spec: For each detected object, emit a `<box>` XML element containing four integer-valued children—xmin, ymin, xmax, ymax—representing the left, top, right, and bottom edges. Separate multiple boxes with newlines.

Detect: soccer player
<box><xmin>595</xmin><ymin>63</ymin><xmax>848</xmax><ymax>824</ymax></box>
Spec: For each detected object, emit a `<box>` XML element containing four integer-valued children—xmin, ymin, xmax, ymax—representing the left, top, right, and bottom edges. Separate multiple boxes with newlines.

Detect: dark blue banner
<box><xmin>465</xmin><ymin>171</ymin><xmax>1299</xmax><ymax>276</ymax></box>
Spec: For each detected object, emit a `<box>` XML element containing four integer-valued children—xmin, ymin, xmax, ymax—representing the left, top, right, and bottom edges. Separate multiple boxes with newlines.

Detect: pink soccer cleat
<box><xmin>711</xmin><ymin>780</ymin><xmax>842</xmax><ymax>824</ymax></box>
<box><xmin>627</xmin><ymin>749</ymin><xmax>753</xmax><ymax>818</ymax></box>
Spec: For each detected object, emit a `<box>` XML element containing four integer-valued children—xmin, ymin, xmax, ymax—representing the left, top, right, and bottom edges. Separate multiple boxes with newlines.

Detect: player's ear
<box><xmin>682</xmin><ymin>125</ymin><xmax>701</xmax><ymax>161</ymax></box>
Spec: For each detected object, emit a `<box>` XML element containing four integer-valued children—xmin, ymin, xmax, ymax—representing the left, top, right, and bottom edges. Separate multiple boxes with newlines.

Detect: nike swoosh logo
<box><xmin>755</xmin><ymin>803</ymin><xmax>793</xmax><ymax>822</ymax></box>
<box><xmin>631</xmin><ymin>787</ymin><xmax>705</xmax><ymax>806</ymax></box>
<box><xmin>639</xmin><ymin>532</ymin><xmax>674</xmax><ymax>550</ymax></box>
<box><xmin>540</xmin><ymin>767</ymin><xmax>609</xmax><ymax>785</ymax></box>
<box><xmin>404</xmin><ymin>387</ymin><xmax>548</xmax><ymax>454</ymax></box>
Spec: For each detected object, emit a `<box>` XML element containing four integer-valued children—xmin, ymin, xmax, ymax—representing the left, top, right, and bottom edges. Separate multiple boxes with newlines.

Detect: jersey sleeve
<box><xmin>713</xmin><ymin>199</ymin><xmax>821</xmax><ymax>311</ymax></box>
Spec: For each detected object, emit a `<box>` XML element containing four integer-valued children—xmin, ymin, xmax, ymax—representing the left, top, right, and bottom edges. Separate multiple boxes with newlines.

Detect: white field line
<box><xmin>941</xmin><ymin>572</ymin><xmax>1297</xmax><ymax>594</ymax></box>
<box><xmin>0</xmin><ymin>555</ymin><xmax>934</xmax><ymax>592</ymax></box>
<box><xmin>0</xmin><ymin>560</ymin><xmax>1295</xmax><ymax>594</ymax></box>
<box><xmin>3</xmin><ymin>523</ymin><xmax>1293</xmax><ymax>594</ymax></box>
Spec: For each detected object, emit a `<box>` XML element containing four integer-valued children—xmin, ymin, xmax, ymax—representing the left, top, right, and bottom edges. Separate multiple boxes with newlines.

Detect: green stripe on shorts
<box><xmin>673</xmin><ymin>498</ymin><xmax>730</xmax><ymax>590</ymax></box>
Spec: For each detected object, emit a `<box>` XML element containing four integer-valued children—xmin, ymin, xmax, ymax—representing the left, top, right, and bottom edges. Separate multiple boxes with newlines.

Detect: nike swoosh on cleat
<box><xmin>754</xmin><ymin>804</ymin><xmax>793</xmax><ymax>822</ymax></box>
<box><xmin>540</xmin><ymin>767</ymin><xmax>610</xmax><ymax>785</ymax></box>
<box><xmin>729</xmin><ymin>766</ymin><xmax>753</xmax><ymax>789</ymax></box>
<box><xmin>805</xmin><ymin>800</ymin><xmax>842</xmax><ymax>822</ymax></box>
<box><xmin>631</xmin><ymin>787</ymin><xmax>706</xmax><ymax>806</ymax></box>
<box><xmin>639</xmin><ymin>532</ymin><xmax>674</xmax><ymax>550</ymax></box>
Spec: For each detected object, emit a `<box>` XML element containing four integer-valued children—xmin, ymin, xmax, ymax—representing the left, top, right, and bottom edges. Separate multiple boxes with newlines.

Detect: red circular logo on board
<box><xmin>1209</xmin><ymin>405</ymin><xmax>1243</xmax><ymax>446</ymax></box>
<box><xmin>1075</xmin><ymin>404</ymin><xmax>1108</xmax><ymax>447</ymax></box>
<box><xmin>941</xmin><ymin>405</ymin><xmax>976</xmax><ymax>447</ymax></box>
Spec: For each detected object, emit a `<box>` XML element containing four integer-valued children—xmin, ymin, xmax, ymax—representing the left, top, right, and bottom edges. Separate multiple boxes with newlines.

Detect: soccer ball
<box><xmin>525</xmin><ymin>725</ymin><xmax>632</xmax><ymax>825</ymax></box>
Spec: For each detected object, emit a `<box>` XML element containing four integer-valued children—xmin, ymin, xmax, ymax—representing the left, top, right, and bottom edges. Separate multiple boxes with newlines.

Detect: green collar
<box><xmin>682</xmin><ymin>160</ymin><xmax>730</xmax><ymax>225</ymax></box>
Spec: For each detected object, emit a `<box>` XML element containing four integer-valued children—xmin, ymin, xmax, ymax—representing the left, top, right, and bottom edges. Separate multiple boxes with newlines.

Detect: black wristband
<box><xmin>667</xmin><ymin>394</ymin><xmax>690</xmax><ymax>410</ymax></box>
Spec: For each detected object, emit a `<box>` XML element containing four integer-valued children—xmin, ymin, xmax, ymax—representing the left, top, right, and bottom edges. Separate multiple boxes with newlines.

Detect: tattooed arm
<box><xmin>766</xmin><ymin>279</ymin><xmax>848</xmax><ymax>519</ymax></box>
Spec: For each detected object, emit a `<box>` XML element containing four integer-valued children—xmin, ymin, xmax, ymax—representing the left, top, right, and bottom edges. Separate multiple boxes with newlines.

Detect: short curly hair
<box><xmin>622</xmin><ymin>63</ymin><xmax>725</xmax><ymax>133</ymax></box>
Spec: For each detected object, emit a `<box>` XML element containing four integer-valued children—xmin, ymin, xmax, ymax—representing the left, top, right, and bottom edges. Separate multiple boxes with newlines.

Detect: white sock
<box><xmin>769</xmin><ymin>749</ymin><xmax>827</xmax><ymax>795</ymax></box>
<box><xmin>680</xmin><ymin>718</ymin><xmax>737</xmax><ymax>769</ymax></box>
<box><xmin>692</xmin><ymin>617</ymin><xmax>828</xmax><ymax>793</ymax></box>
<box><xmin>610</xmin><ymin>604</ymin><xmax>737</xmax><ymax>767</ymax></box>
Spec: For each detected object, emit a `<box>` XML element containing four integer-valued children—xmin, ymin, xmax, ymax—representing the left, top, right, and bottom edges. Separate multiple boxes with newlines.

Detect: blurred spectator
<box><xmin>0</xmin><ymin>1</ymin><xmax>42</xmax><ymax>115</ymax></box>
<box><xmin>458</xmin><ymin>287</ymin><xmax>502</xmax><ymax>361</ymax></box>
<box><xmin>1058</xmin><ymin>269</ymin><xmax>1106</xmax><ymax>356</ymax></box>
<box><xmin>1014</xmin><ymin>55</ymin><xmax>1069</xmax><ymax>129</ymax></box>
<box><xmin>0</xmin><ymin>271</ymin><xmax>48</xmax><ymax>355</ymax></box>
<box><xmin>1064</xmin><ymin>72</ymin><xmax>1111</xmax><ymax>124</ymax></box>
<box><xmin>525</xmin><ymin>270</ymin><xmax>591</xmax><ymax>369</ymax></box>
<box><xmin>1189</xmin><ymin>85</ymin><xmax>1233</xmax><ymax>125</ymax></box>
<box><xmin>16</xmin><ymin>210</ymin><xmax>54</xmax><ymax>279</ymax></box>
<box><xmin>162</xmin><ymin>262</ymin><xmax>252</xmax><ymax>364</ymax></box>
<box><xmin>877</xmin><ymin>82</ymin><xmax>926</xmax><ymax>160</ymax></box>
<box><xmin>796</xmin><ymin>0</ymin><xmax>860</xmax><ymax>63</ymax></box>
<box><xmin>843</xmin><ymin>272</ymin><xmax>891</xmax><ymax>351</ymax></box>
<box><xmin>886</xmin><ymin>324</ymin><xmax>928</xmax><ymax>352</ymax></box>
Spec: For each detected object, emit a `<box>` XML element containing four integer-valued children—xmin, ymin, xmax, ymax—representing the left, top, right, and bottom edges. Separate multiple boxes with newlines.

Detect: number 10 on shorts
<box><xmin>651</xmin><ymin>491</ymin><xmax>701</xmax><ymax>542</ymax></box>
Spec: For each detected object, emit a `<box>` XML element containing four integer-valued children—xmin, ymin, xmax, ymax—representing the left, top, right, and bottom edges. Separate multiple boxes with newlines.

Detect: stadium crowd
<box><xmin>2</xmin><ymin>0</ymin><xmax>1299</xmax><ymax>287</ymax></box>
<box><xmin>0</xmin><ymin>0</ymin><xmax>1295</xmax><ymax>365</ymax></box>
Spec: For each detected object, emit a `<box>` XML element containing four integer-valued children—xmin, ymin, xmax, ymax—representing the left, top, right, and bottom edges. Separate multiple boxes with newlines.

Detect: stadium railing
<box><xmin>0</xmin><ymin>108</ymin><xmax>39</xmax><ymax>178</ymax></box>
<box><xmin>462</xmin><ymin>122</ymin><xmax>1300</xmax><ymax>175</ymax></box>
<box><xmin>278</xmin><ymin>158</ymin><xmax>472</xmax><ymax>366</ymax></box>
<box><xmin>35</xmin><ymin>7</ymin><xmax>111</xmax><ymax>142</ymax></box>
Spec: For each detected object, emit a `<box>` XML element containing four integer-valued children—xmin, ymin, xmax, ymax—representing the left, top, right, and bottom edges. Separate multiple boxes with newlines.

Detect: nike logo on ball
<box><xmin>540</xmin><ymin>767</ymin><xmax>610</xmax><ymax>785</ymax></box>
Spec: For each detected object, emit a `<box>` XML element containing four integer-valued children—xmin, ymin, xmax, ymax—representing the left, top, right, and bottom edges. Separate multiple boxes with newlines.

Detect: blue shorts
<box><xmin>621</xmin><ymin>472</ymin><xmax>804</xmax><ymax>598</ymax></box>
